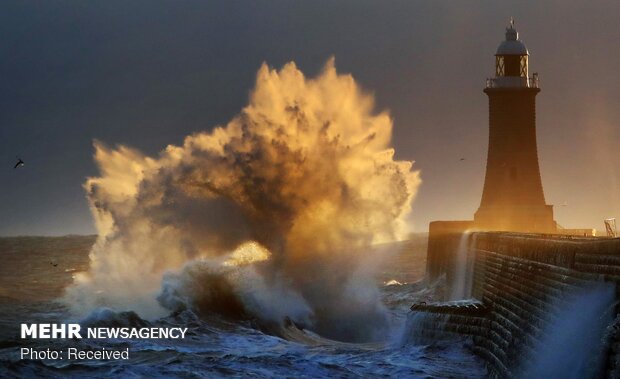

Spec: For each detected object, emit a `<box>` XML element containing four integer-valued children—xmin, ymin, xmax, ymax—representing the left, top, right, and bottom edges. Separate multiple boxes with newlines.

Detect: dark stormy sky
<box><xmin>1</xmin><ymin>1</ymin><xmax>619</xmax><ymax>236</ymax></box>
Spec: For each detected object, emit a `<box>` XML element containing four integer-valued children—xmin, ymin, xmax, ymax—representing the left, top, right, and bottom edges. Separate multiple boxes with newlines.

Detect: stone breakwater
<box><xmin>418</xmin><ymin>231</ymin><xmax>620</xmax><ymax>378</ymax></box>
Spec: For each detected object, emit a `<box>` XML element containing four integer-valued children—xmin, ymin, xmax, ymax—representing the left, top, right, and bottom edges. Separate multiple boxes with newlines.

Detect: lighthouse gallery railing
<box><xmin>486</xmin><ymin>76</ymin><xmax>539</xmax><ymax>89</ymax></box>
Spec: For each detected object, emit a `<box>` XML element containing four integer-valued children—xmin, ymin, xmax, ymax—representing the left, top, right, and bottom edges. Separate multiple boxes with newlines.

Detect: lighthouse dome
<box><xmin>496</xmin><ymin>24</ymin><xmax>529</xmax><ymax>56</ymax></box>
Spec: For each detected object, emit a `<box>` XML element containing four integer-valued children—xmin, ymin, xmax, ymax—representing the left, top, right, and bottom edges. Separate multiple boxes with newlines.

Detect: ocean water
<box><xmin>0</xmin><ymin>236</ymin><xmax>485</xmax><ymax>378</ymax></box>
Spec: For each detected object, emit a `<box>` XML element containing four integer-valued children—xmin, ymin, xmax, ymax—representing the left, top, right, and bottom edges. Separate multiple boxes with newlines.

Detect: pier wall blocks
<box><xmin>423</xmin><ymin>231</ymin><xmax>620</xmax><ymax>378</ymax></box>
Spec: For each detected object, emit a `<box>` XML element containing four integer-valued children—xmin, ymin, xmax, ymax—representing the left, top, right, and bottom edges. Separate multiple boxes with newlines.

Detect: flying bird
<box><xmin>50</xmin><ymin>261</ymin><xmax>58</xmax><ymax>267</ymax></box>
<box><xmin>14</xmin><ymin>157</ymin><xmax>24</xmax><ymax>169</ymax></box>
<box><xmin>459</xmin><ymin>158</ymin><xmax>466</xmax><ymax>161</ymax></box>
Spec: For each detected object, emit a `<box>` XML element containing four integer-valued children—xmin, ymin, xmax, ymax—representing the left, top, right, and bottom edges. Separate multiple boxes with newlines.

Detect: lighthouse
<box><xmin>425</xmin><ymin>20</ymin><xmax>596</xmax><ymax>283</ymax></box>
<box><xmin>473</xmin><ymin>20</ymin><xmax>556</xmax><ymax>233</ymax></box>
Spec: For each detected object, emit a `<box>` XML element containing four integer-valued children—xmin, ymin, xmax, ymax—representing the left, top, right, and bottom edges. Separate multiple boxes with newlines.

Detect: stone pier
<box><xmin>417</xmin><ymin>232</ymin><xmax>620</xmax><ymax>378</ymax></box>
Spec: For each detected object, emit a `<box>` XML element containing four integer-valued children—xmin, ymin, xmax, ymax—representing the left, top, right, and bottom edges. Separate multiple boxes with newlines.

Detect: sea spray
<box><xmin>463</xmin><ymin>234</ymin><xmax>477</xmax><ymax>299</ymax></box>
<box><xmin>449</xmin><ymin>232</ymin><xmax>476</xmax><ymax>301</ymax></box>
<box><xmin>519</xmin><ymin>282</ymin><xmax>615</xmax><ymax>379</ymax></box>
<box><xmin>64</xmin><ymin>59</ymin><xmax>421</xmax><ymax>342</ymax></box>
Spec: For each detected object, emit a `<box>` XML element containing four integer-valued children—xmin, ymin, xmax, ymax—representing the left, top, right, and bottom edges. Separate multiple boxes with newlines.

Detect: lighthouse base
<box><xmin>473</xmin><ymin>204</ymin><xmax>556</xmax><ymax>234</ymax></box>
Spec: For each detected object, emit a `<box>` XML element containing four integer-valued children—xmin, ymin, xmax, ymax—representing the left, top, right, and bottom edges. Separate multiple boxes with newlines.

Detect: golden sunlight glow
<box><xmin>223</xmin><ymin>241</ymin><xmax>272</xmax><ymax>267</ymax></box>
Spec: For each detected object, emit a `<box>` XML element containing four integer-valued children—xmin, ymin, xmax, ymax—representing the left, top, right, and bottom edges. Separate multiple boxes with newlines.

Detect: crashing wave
<box><xmin>65</xmin><ymin>59</ymin><xmax>420</xmax><ymax>343</ymax></box>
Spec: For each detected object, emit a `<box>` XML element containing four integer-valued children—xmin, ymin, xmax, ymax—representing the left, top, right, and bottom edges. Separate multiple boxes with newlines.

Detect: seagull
<box><xmin>50</xmin><ymin>261</ymin><xmax>58</xmax><ymax>267</ymax></box>
<box><xmin>14</xmin><ymin>157</ymin><xmax>24</xmax><ymax>169</ymax></box>
<box><xmin>459</xmin><ymin>158</ymin><xmax>466</xmax><ymax>161</ymax></box>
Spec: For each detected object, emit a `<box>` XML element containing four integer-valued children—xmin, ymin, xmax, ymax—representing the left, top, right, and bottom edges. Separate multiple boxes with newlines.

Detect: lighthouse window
<box><xmin>520</xmin><ymin>56</ymin><xmax>528</xmax><ymax>77</ymax></box>
<box><xmin>496</xmin><ymin>56</ymin><xmax>504</xmax><ymax>76</ymax></box>
<box><xmin>504</xmin><ymin>55</ymin><xmax>521</xmax><ymax>76</ymax></box>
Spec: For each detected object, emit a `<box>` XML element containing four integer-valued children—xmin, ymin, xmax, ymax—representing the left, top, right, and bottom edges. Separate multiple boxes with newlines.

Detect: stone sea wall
<box><xmin>421</xmin><ymin>231</ymin><xmax>620</xmax><ymax>378</ymax></box>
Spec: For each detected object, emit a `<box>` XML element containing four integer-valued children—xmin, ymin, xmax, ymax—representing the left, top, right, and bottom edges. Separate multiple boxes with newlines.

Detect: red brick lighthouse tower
<box><xmin>474</xmin><ymin>20</ymin><xmax>556</xmax><ymax>233</ymax></box>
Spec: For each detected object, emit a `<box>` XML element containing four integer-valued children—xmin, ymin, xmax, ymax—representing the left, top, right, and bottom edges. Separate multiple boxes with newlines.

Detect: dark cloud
<box><xmin>1</xmin><ymin>0</ymin><xmax>619</xmax><ymax>235</ymax></box>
